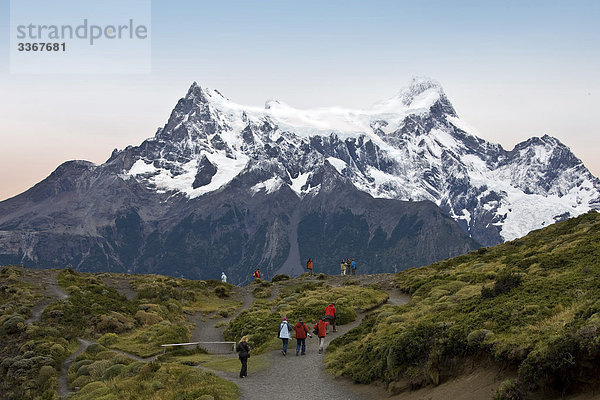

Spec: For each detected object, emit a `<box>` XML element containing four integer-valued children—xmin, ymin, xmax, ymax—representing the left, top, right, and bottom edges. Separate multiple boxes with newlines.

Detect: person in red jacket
<box><xmin>313</xmin><ymin>317</ymin><xmax>329</xmax><ymax>354</ymax></box>
<box><xmin>324</xmin><ymin>302</ymin><xmax>337</xmax><ymax>332</ymax></box>
<box><xmin>294</xmin><ymin>317</ymin><xmax>311</xmax><ymax>356</ymax></box>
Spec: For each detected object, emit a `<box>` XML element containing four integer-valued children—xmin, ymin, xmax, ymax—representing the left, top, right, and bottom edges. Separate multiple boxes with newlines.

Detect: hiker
<box><xmin>252</xmin><ymin>268</ymin><xmax>260</xmax><ymax>280</ymax></box>
<box><xmin>221</xmin><ymin>272</ymin><xmax>227</xmax><ymax>283</ymax></box>
<box><xmin>236</xmin><ymin>336</ymin><xmax>250</xmax><ymax>378</ymax></box>
<box><xmin>345</xmin><ymin>258</ymin><xmax>351</xmax><ymax>275</ymax></box>
<box><xmin>340</xmin><ymin>259</ymin><xmax>346</xmax><ymax>276</ymax></box>
<box><xmin>294</xmin><ymin>317</ymin><xmax>311</xmax><ymax>356</ymax></box>
<box><xmin>278</xmin><ymin>316</ymin><xmax>293</xmax><ymax>356</ymax></box>
<box><xmin>307</xmin><ymin>258</ymin><xmax>313</xmax><ymax>276</ymax></box>
<box><xmin>324</xmin><ymin>302</ymin><xmax>337</xmax><ymax>332</ymax></box>
<box><xmin>351</xmin><ymin>259</ymin><xmax>357</xmax><ymax>275</ymax></box>
<box><xmin>313</xmin><ymin>316</ymin><xmax>329</xmax><ymax>353</ymax></box>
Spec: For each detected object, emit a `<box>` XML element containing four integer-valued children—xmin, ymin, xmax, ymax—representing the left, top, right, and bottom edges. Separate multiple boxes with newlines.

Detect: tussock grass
<box><xmin>69</xmin><ymin>358</ymin><xmax>238</xmax><ymax>400</ymax></box>
<box><xmin>325</xmin><ymin>211</ymin><xmax>600</xmax><ymax>398</ymax></box>
<box><xmin>1</xmin><ymin>267</ymin><xmax>242</xmax><ymax>399</ymax></box>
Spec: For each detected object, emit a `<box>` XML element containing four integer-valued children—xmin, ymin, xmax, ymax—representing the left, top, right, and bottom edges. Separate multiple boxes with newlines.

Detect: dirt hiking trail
<box><xmin>201</xmin><ymin>274</ymin><xmax>410</xmax><ymax>400</ymax></box>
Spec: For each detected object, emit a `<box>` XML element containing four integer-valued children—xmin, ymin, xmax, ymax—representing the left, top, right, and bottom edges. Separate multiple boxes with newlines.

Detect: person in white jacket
<box><xmin>221</xmin><ymin>272</ymin><xmax>227</xmax><ymax>283</ymax></box>
<box><xmin>278</xmin><ymin>316</ymin><xmax>293</xmax><ymax>356</ymax></box>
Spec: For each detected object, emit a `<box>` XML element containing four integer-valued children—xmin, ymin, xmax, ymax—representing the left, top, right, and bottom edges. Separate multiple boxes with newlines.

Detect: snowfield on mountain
<box><xmin>120</xmin><ymin>77</ymin><xmax>600</xmax><ymax>245</ymax></box>
<box><xmin>1</xmin><ymin>77</ymin><xmax>598</xmax><ymax>282</ymax></box>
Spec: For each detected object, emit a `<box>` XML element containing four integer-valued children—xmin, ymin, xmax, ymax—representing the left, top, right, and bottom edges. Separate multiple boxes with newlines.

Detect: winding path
<box><xmin>201</xmin><ymin>277</ymin><xmax>410</xmax><ymax>400</ymax></box>
<box><xmin>25</xmin><ymin>271</ymin><xmax>408</xmax><ymax>399</ymax></box>
<box><xmin>17</xmin><ymin>269</ymin><xmax>75</xmax><ymax>399</ymax></box>
<box><xmin>20</xmin><ymin>269</ymin><xmax>68</xmax><ymax>325</ymax></box>
<box><xmin>58</xmin><ymin>339</ymin><xmax>92</xmax><ymax>398</ymax></box>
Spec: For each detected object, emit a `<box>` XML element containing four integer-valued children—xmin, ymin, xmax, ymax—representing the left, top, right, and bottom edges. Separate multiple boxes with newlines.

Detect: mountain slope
<box><xmin>1</xmin><ymin>77</ymin><xmax>598</xmax><ymax>282</ymax></box>
<box><xmin>0</xmin><ymin>157</ymin><xmax>477</xmax><ymax>283</ymax></box>
<box><xmin>325</xmin><ymin>211</ymin><xmax>600</xmax><ymax>398</ymax></box>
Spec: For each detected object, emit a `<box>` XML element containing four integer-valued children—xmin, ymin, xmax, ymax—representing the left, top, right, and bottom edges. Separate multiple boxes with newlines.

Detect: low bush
<box><xmin>271</xmin><ymin>274</ymin><xmax>291</xmax><ymax>282</ymax></box>
<box><xmin>495</xmin><ymin>379</ymin><xmax>523</xmax><ymax>400</ymax></box>
<box><xmin>252</xmin><ymin>286</ymin><xmax>272</xmax><ymax>299</ymax></box>
<box><xmin>134</xmin><ymin>310</ymin><xmax>163</xmax><ymax>326</ymax></box>
<box><xmin>98</xmin><ymin>333</ymin><xmax>118</xmax><ymax>347</ymax></box>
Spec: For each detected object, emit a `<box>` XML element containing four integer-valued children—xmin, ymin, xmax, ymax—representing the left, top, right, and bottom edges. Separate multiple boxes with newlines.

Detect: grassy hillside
<box><xmin>0</xmin><ymin>267</ymin><xmax>241</xmax><ymax>400</ymax></box>
<box><xmin>325</xmin><ymin>211</ymin><xmax>600</xmax><ymax>399</ymax></box>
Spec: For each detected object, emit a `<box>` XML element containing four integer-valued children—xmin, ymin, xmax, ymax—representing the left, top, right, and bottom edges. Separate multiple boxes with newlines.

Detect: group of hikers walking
<box><xmin>249</xmin><ymin>256</ymin><xmax>359</xmax><ymax>283</ymax></box>
<box><xmin>236</xmin><ymin>302</ymin><xmax>337</xmax><ymax>377</ymax></box>
<box><xmin>250</xmin><ymin>258</ymin><xmax>358</xmax><ymax>281</ymax></box>
<box><xmin>305</xmin><ymin>257</ymin><xmax>357</xmax><ymax>276</ymax></box>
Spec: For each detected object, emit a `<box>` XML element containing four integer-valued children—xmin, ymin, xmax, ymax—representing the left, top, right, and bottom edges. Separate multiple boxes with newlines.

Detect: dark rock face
<box><xmin>0</xmin><ymin>159</ymin><xmax>478</xmax><ymax>284</ymax></box>
<box><xmin>1</xmin><ymin>77</ymin><xmax>598</xmax><ymax>283</ymax></box>
<box><xmin>192</xmin><ymin>156</ymin><xmax>217</xmax><ymax>188</ymax></box>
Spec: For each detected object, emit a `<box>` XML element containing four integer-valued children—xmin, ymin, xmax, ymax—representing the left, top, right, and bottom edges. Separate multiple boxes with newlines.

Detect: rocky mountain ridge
<box><xmin>1</xmin><ymin>77</ymin><xmax>598</xmax><ymax>283</ymax></box>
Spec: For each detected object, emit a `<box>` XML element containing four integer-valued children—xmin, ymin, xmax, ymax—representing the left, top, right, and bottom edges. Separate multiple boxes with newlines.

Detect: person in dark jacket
<box><xmin>236</xmin><ymin>336</ymin><xmax>250</xmax><ymax>378</ymax></box>
<box><xmin>324</xmin><ymin>302</ymin><xmax>337</xmax><ymax>332</ymax></box>
<box><xmin>313</xmin><ymin>317</ymin><xmax>329</xmax><ymax>353</ymax></box>
<box><xmin>294</xmin><ymin>317</ymin><xmax>311</xmax><ymax>356</ymax></box>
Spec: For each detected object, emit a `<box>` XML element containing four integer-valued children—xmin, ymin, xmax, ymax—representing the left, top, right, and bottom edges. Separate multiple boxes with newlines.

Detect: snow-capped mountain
<box><xmin>1</xmin><ymin>77</ymin><xmax>598</xmax><ymax>283</ymax></box>
<box><xmin>118</xmin><ymin>77</ymin><xmax>600</xmax><ymax>246</ymax></box>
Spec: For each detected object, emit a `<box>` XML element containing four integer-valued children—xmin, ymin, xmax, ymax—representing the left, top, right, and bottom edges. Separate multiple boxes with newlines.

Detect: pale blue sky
<box><xmin>0</xmin><ymin>0</ymin><xmax>599</xmax><ymax>200</ymax></box>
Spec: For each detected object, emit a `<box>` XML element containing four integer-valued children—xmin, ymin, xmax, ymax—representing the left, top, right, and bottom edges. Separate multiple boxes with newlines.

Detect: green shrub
<box><xmin>72</xmin><ymin>359</ymin><xmax>94</xmax><ymax>374</ymax></box>
<box><xmin>76</xmin><ymin>364</ymin><xmax>92</xmax><ymax>377</ymax></box>
<box><xmin>214</xmin><ymin>286</ymin><xmax>229</xmax><ymax>298</ymax></box>
<box><xmin>121</xmin><ymin>361</ymin><xmax>145</xmax><ymax>377</ymax></box>
<box><xmin>76</xmin><ymin>381</ymin><xmax>110</xmax><ymax>397</ymax></box>
<box><xmin>252</xmin><ymin>286</ymin><xmax>272</xmax><ymax>299</ymax></box>
<box><xmin>335</xmin><ymin>306</ymin><xmax>358</xmax><ymax>325</ymax></box>
<box><xmin>0</xmin><ymin>314</ymin><xmax>26</xmax><ymax>335</ymax></box>
<box><xmin>466</xmin><ymin>329</ymin><xmax>493</xmax><ymax>348</ymax></box>
<box><xmin>98</xmin><ymin>333</ymin><xmax>118</xmax><ymax>346</ymax></box>
<box><xmin>495</xmin><ymin>379</ymin><xmax>522</xmax><ymax>400</ymax></box>
<box><xmin>135</xmin><ymin>310</ymin><xmax>163</xmax><ymax>326</ymax></box>
<box><xmin>224</xmin><ymin>307</ymin><xmax>280</xmax><ymax>351</ymax></box>
<box><xmin>151</xmin><ymin>380</ymin><xmax>165</xmax><ymax>390</ymax></box>
<box><xmin>481</xmin><ymin>286</ymin><xmax>495</xmax><ymax>298</ymax></box>
<box><xmin>102</xmin><ymin>364</ymin><xmax>126</xmax><ymax>380</ymax></box>
<box><xmin>271</xmin><ymin>274</ymin><xmax>291</xmax><ymax>282</ymax></box>
<box><xmin>37</xmin><ymin>365</ymin><xmax>56</xmax><ymax>383</ymax></box>
<box><xmin>85</xmin><ymin>343</ymin><xmax>107</xmax><ymax>354</ymax></box>
<box><xmin>494</xmin><ymin>270</ymin><xmax>522</xmax><ymax>295</ymax></box>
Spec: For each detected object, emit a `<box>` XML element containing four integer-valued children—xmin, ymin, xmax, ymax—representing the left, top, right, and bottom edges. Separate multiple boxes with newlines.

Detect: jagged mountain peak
<box><xmin>91</xmin><ymin>78</ymin><xmax>600</xmax><ymax>246</ymax></box>
<box><xmin>397</xmin><ymin>76</ymin><xmax>444</xmax><ymax>105</ymax></box>
<box><xmin>2</xmin><ymin>77</ymin><xmax>599</xmax><ymax>283</ymax></box>
<box><xmin>184</xmin><ymin>82</ymin><xmax>226</xmax><ymax>102</ymax></box>
<box><xmin>372</xmin><ymin>76</ymin><xmax>456</xmax><ymax>117</ymax></box>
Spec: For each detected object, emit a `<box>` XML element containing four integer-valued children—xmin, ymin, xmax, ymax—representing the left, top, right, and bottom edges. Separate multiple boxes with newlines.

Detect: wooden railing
<box><xmin>160</xmin><ymin>341</ymin><xmax>236</xmax><ymax>354</ymax></box>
